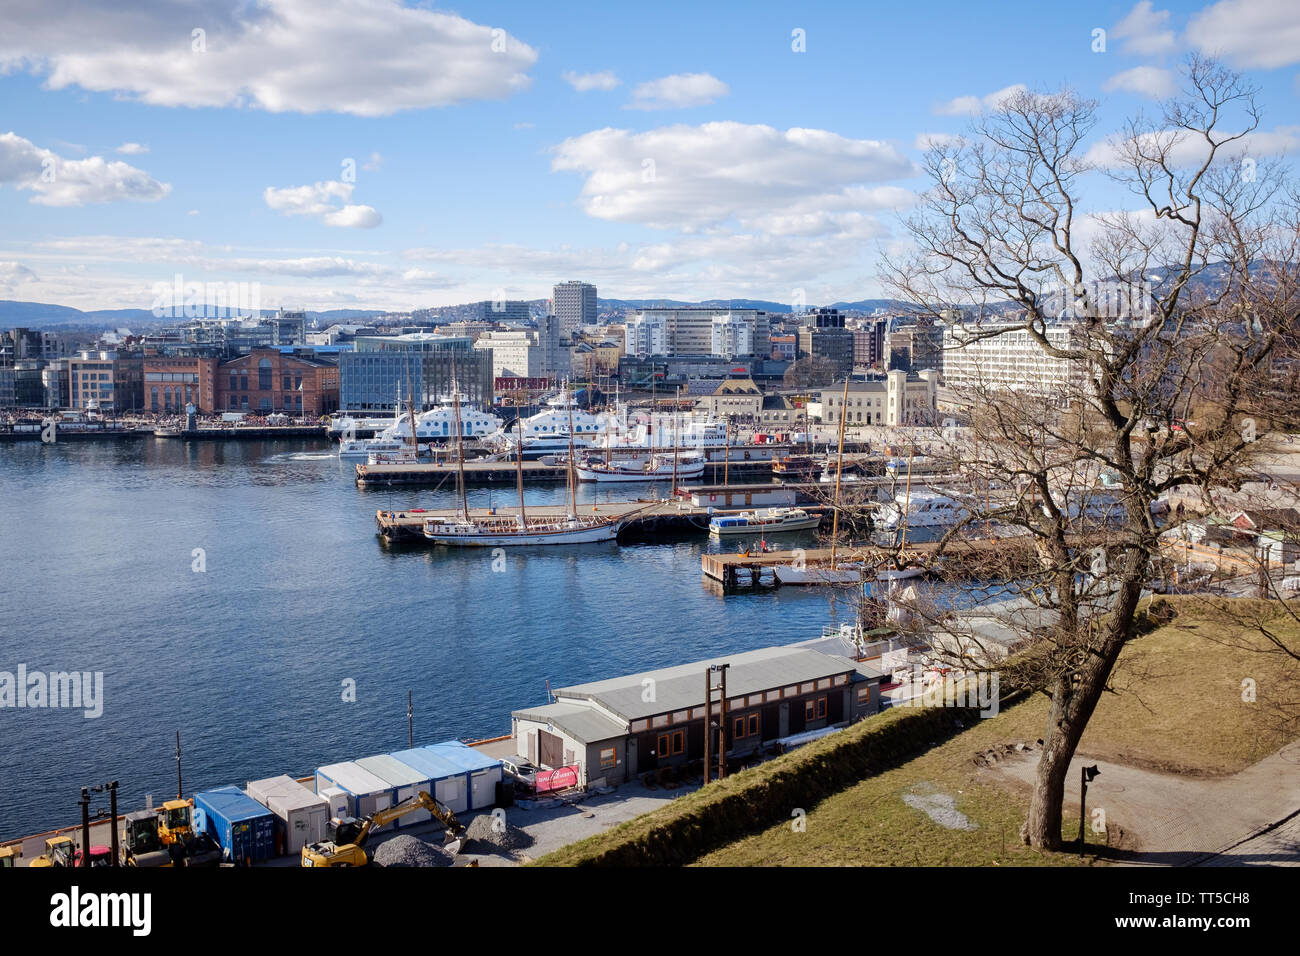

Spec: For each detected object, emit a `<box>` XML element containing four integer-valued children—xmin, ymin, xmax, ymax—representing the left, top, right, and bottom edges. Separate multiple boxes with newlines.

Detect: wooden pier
<box><xmin>701</xmin><ymin>536</ymin><xmax>1043</xmax><ymax>590</ymax></box>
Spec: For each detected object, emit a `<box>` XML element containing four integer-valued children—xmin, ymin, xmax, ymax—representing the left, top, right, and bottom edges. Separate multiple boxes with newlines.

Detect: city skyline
<box><xmin>2</xmin><ymin>1</ymin><xmax>1299</xmax><ymax>314</ymax></box>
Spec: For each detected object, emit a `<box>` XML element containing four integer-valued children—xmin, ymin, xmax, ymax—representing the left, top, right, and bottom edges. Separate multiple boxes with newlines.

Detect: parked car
<box><xmin>501</xmin><ymin>755</ymin><xmax>538</xmax><ymax>791</ymax></box>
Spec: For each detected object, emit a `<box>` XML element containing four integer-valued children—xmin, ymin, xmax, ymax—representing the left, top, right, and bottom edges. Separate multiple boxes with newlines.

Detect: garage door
<box><xmin>538</xmin><ymin>729</ymin><xmax>564</xmax><ymax>769</ymax></box>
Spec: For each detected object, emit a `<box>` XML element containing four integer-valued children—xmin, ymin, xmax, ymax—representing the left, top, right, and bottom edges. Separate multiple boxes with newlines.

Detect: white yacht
<box><xmin>339</xmin><ymin>393</ymin><xmax>502</xmax><ymax>458</ymax></box>
<box><xmin>876</xmin><ymin>489</ymin><xmax>971</xmax><ymax>531</ymax></box>
<box><xmin>614</xmin><ymin>416</ymin><xmax>728</xmax><ymax>450</ymax></box>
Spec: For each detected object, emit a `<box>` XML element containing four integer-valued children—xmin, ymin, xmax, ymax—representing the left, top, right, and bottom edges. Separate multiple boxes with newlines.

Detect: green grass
<box><xmin>537</xmin><ymin>596</ymin><xmax>1299</xmax><ymax>867</ymax></box>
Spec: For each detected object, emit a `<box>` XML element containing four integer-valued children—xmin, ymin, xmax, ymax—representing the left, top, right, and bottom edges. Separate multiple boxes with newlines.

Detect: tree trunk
<box><xmin>1021</xmin><ymin>572</ymin><xmax>1146</xmax><ymax>849</ymax></box>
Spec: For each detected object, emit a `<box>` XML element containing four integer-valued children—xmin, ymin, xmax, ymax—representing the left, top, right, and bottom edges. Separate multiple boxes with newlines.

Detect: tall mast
<box><xmin>672</xmin><ymin>386</ymin><xmax>680</xmax><ymax>493</ymax></box>
<box><xmin>451</xmin><ymin>356</ymin><xmax>468</xmax><ymax>520</ymax></box>
<box><xmin>406</xmin><ymin>377</ymin><xmax>417</xmax><ymax>453</ymax></box>
<box><xmin>565</xmin><ymin>384</ymin><xmax>578</xmax><ymax>520</ymax></box>
<box><xmin>899</xmin><ymin>443</ymin><xmax>916</xmax><ymax>552</ymax></box>
<box><xmin>829</xmin><ymin>376</ymin><xmax>850</xmax><ymax>571</ymax></box>
<box><xmin>514</xmin><ymin>416</ymin><xmax>527</xmax><ymax>529</ymax></box>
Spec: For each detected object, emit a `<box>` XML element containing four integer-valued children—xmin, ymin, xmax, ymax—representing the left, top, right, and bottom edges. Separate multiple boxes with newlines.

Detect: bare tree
<box><xmin>877</xmin><ymin>55</ymin><xmax>1300</xmax><ymax>849</ymax></box>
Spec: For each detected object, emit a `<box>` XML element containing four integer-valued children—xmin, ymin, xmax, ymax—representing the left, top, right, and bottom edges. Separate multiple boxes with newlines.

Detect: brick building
<box><xmin>143</xmin><ymin>354</ymin><xmax>219</xmax><ymax>414</ymax></box>
<box><xmin>215</xmin><ymin>348</ymin><xmax>339</xmax><ymax>417</ymax></box>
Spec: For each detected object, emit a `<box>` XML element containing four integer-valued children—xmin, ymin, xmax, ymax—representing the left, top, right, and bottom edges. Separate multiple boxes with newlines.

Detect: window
<box><xmin>599</xmin><ymin>746</ymin><xmax>616</xmax><ymax>769</ymax></box>
<box><xmin>805</xmin><ymin>696</ymin><xmax>827</xmax><ymax>721</ymax></box>
<box><xmin>258</xmin><ymin>359</ymin><xmax>272</xmax><ymax>390</ymax></box>
<box><xmin>856</xmin><ymin>687</ymin><xmax>872</xmax><ymax>706</ymax></box>
<box><xmin>655</xmin><ymin>730</ymin><xmax>684</xmax><ymax>757</ymax></box>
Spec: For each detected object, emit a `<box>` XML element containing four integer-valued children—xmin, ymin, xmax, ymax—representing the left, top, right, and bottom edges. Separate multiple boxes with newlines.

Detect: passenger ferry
<box><xmin>709</xmin><ymin>507</ymin><xmax>821</xmax><ymax>536</ymax></box>
<box><xmin>576</xmin><ymin>453</ymin><xmax>706</xmax><ymax>483</ymax></box>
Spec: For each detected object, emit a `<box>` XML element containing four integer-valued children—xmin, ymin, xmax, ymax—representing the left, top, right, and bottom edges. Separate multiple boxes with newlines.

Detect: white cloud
<box><xmin>0</xmin><ymin>0</ymin><xmax>537</xmax><ymax>117</ymax></box>
<box><xmin>0</xmin><ymin>260</ymin><xmax>39</xmax><ymax>287</ymax></box>
<box><xmin>187</xmin><ymin>209</ymin><xmax>199</xmax><ymax>216</ymax></box>
<box><xmin>1112</xmin><ymin>2</ymin><xmax>1177</xmax><ymax>56</ymax></box>
<box><xmin>550</xmin><ymin>122</ymin><xmax>915</xmax><ymax>233</ymax></box>
<box><xmin>1103</xmin><ymin>66</ymin><xmax>1177</xmax><ymax>99</ymax></box>
<box><xmin>0</xmin><ymin>132</ymin><xmax>170</xmax><ymax>206</ymax></box>
<box><xmin>362</xmin><ymin>151</ymin><xmax>382</xmax><ymax>171</ymax></box>
<box><xmin>1084</xmin><ymin>125</ymin><xmax>1300</xmax><ymax>168</ymax></box>
<box><xmin>914</xmin><ymin>132</ymin><xmax>963</xmax><ymax>150</ymax></box>
<box><xmin>263</xmin><ymin>180</ymin><xmax>382</xmax><ymax>228</ymax></box>
<box><xmin>1187</xmin><ymin>0</ymin><xmax>1300</xmax><ymax>69</ymax></box>
<box><xmin>626</xmin><ymin>73</ymin><xmax>728</xmax><ymax>110</ymax></box>
<box><xmin>115</xmin><ymin>142</ymin><xmax>149</xmax><ymax>154</ymax></box>
<box><xmin>934</xmin><ymin>83</ymin><xmax>1027</xmax><ymax>116</ymax></box>
<box><xmin>562</xmin><ymin>70</ymin><xmax>620</xmax><ymax>92</ymax></box>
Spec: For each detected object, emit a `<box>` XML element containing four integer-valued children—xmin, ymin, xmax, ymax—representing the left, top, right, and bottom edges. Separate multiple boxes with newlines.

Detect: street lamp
<box><xmin>1078</xmin><ymin>764</ymin><xmax>1100</xmax><ymax>854</ymax></box>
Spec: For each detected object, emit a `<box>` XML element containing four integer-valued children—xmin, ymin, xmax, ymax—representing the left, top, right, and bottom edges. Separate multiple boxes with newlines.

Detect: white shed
<box><xmin>354</xmin><ymin>754</ymin><xmax>433</xmax><ymax>828</ymax></box>
<box><xmin>314</xmin><ymin>762</ymin><xmax>394</xmax><ymax>829</ymax></box>
<box><xmin>246</xmin><ymin>775</ymin><xmax>330</xmax><ymax>855</ymax></box>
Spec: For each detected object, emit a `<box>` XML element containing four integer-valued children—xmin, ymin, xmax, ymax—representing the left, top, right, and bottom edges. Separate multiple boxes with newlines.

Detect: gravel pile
<box><xmin>464</xmin><ymin>813</ymin><xmax>535</xmax><ymax>853</ymax></box>
<box><xmin>372</xmin><ymin>834</ymin><xmax>454</xmax><ymax>867</ymax></box>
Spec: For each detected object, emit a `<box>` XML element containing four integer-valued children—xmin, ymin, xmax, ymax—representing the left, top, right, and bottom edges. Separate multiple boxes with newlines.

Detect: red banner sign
<box><xmin>534</xmin><ymin>765</ymin><xmax>579</xmax><ymax>793</ymax></box>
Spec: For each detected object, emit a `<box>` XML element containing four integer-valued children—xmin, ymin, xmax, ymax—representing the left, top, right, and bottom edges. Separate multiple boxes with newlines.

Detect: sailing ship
<box><xmin>422</xmin><ymin>376</ymin><xmax>625</xmax><ymax>546</ymax></box>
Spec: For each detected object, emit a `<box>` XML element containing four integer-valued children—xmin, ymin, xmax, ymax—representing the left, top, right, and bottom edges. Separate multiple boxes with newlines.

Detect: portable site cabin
<box><xmin>353</xmin><ymin>755</ymin><xmax>432</xmax><ymax>828</ymax></box>
<box><xmin>193</xmin><ymin>786</ymin><xmax>277</xmax><ymax>864</ymax></box>
<box><xmin>314</xmin><ymin>762</ymin><xmax>394</xmax><ymax>829</ymax></box>
<box><xmin>246</xmin><ymin>775</ymin><xmax>330</xmax><ymax>855</ymax></box>
<box><xmin>389</xmin><ymin>741</ymin><xmax>503</xmax><ymax>816</ymax></box>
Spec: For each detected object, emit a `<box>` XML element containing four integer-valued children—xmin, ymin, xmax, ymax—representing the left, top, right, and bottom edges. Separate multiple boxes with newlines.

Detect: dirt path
<box><xmin>990</xmin><ymin>740</ymin><xmax>1300</xmax><ymax>865</ymax></box>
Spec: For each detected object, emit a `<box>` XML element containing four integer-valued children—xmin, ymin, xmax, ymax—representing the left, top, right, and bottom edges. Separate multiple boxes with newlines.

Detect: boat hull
<box><xmin>575</xmin><ymin>462</ymin><xmax>705</xmax><ymax>482</ymax></box>
<box><xmin>709</xmin><ymin>516</ymin><xmax>821</xmax><ymax>535</ymax></box>
<box><xmin>422</xmin><ymin>520</ymin><xmax>621</xmax><ymax>546</ymax></box>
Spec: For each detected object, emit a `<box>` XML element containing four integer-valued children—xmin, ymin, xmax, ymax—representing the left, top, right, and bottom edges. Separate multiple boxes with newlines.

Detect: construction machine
<box><xmin>301</xmin><ymin>790</ymin><xmax>465</xmax><ymax>867</ymax></box>
<box><xmin>28</xmin><ymin>835</ymin><xmax>77</xmax><ymax>868</ymax></box>
<box><xmin>157</xmin><ymin>798</ymin><xmax>222</xmax><ymax>867</ymax></box>
<box><xmin>0</xmin><ymin>845</ymin><xmax>20</xmax><ymax>868</ymax></box>
<box><xmin>122</xmin><ymin>810</ymin><xmax>173</xmax><ymax>867</ymax></box>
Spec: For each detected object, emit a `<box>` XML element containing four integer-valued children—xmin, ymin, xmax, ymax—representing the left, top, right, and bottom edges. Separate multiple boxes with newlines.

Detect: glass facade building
<box><xmin>339</xmin><ymin>334</ymin><xmax>494</xmax><ymax>411</ymax></box>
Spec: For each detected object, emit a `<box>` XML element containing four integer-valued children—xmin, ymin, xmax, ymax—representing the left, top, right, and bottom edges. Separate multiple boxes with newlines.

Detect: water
<box><xmin>0</xmin><ymin>437</ymin><xmax>851</xmax><ymax>839</ymax></box>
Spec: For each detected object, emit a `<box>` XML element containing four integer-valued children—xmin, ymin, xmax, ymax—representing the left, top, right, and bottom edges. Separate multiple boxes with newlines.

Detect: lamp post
<box><xmin>1079</xmin><ymin>764</ymin><xmax>1100</xmax><ymax>854</ymax></box>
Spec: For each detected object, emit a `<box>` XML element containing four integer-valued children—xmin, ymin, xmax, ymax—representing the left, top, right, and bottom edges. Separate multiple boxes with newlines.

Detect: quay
<box><xmin>356</xmin><ymin>457</ymin><xmax>782</xmax><ymax>488</ymax></box>
<box><xmin>374</xmin><ymin>499</ymin><xmax>835</xmax><ymax>543</ymax></box>
<box><xmin>701</xmin><ymin>536</ymin><xmax>1044</xmax><ymax>590</ymax></box>
<box><xmin>153</xmin><ymin>426</ymin><xmax>330</xmax><ymax>440</ymax></box>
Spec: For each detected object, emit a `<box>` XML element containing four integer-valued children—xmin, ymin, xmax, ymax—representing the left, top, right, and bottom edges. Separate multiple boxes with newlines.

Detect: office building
<box><xmin>553</xmin><ymin>281</ymin><xmax>597</xmax><ymax>338</ymax></box>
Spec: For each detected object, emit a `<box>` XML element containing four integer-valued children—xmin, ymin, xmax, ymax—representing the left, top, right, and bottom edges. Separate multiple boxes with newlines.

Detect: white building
<box><xmin>814</xmin><ymin>370</ymin><xmax>940</xmax><ymax>427</ymax></box>
<box><xmin>625</xmin><ymin>313</ymin><xmax>669</xmax><ymax>358</ymax></box>
<box><xmin>627</xmin><ymin>307</ymin><xmax>770</xmax><ymax>357</ymax></box>
<box><xmin>474</xmin><ymin>313</ymin><xmax>564</xmax><ymax>379</ymax></box>
<box><xmin>941</xmin><ymin>321</ymin><xmax>1089</xmax><ymax>398</ymax></box>
<box><xmin>710</xmin><ymin>313</ymin><xmax>755</xmax><ymax>359</ymax></box>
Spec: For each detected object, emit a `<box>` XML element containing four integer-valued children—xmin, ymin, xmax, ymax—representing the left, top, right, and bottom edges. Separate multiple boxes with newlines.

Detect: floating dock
<box><xmin>154</xmin><ymin>426</ymin><xmax>330</xmax><ymax>441</ymax></box>
<box><xmin>701</xmin><ymin>536</ymin><xmax>1044</xmax><ymax>590</ymax></box>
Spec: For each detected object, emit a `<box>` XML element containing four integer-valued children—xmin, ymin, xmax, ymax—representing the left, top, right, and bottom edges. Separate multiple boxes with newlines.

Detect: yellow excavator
<box><xmin>301</xmin><ymin>790</ymin><xmax>465</xmax><ymax>867</ymax></box>
<box><xmin>0</xmin><ymin>845</ymin><xmax>20</xmax><ymax>868</ymax></box>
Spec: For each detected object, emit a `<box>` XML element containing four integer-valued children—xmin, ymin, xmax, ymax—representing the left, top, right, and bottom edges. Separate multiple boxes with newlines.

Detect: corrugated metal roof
<box><xmin>427</xmin><ymin>740</ymin><xmax>502</xmax><ymax>774</ymax></box>
<box><xmin>355</xmin><ymin>754</ymin><xmax>430</xmax><ymax>787</ymax></box>
<box><xmin>553</xmin><ymin>645</ymin><xmax>859</xmax><ymax>721</ymax></box>
<box><xmin>389</xmin><ymin>747</ymin><xmax>464</xmax><ymax>781</ymax></box>
<box><xmin>195</xmin><ymin>786</ymin><xmax>274</xmax><ymax>823</ymax></box>
<box><xmin>512</xmin><ymin>702</ymin><xmax>628</xmax><ymax>744</ymax></box>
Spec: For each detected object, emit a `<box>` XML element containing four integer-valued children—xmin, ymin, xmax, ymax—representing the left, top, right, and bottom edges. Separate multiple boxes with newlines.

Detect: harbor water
<box><xmin>0</xmin><ymin>437</ymin><xmax>854</xmax><ymax>840</ymax></box>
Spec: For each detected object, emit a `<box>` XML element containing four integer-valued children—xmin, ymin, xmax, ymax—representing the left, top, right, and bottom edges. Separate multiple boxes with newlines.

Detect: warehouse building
<box><xmin>511</xmin><ymin>645</ymin><xmax>883</xmax><ymax>788</ymax></box>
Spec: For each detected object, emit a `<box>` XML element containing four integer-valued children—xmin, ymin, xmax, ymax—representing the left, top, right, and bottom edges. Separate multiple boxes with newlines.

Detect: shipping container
<box><xmin>431</xmin><ymin>741</ymin><xmax>505</xmax><ymax>811</ymax></box>
<box><xmin>193</xmin><ymin>786</ymin><xmax>277</xmax><ymax>864</ymax></box>
<box><xmin>246</xmin><ymin>775</ymin><xmax>330</xmax><ymax>855</ymax></box>
<box><xmin>314</xmin><ymin>762</ymin><xmax>394</xmax><ymax>829</ymax></box>
<box><xmin>354</xmin><ymin>755</ymin><xmax>432</xmax><ymax>828</ymax></box>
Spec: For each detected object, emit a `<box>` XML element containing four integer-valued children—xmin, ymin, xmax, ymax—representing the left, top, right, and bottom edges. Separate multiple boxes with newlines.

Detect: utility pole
<box><xmin>703</xmin><ymin>669</ymin><xmax>712</xmax><ymax>784</ymax></box>
<box><xmin>407</xmin><ymin>690</ymin><xmax>414</xmax><ymax>748</ymax></box>
<box><xmin>175</xmin><ymin>730</ymin><xmax>183</xmax><ymax>799</ymax></box>
<box><xmin>79</xmin><ymin>788</ymin><xmax>91</xmax><ymax>868</ymax></box>
<box><xmin>717</xmin><ymin>664</ymin><xmax>730</xmax><ymax>781</ymax></box>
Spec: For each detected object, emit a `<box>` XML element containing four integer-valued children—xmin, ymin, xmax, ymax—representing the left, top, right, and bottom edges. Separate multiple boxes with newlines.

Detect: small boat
<box><xmin>576</xmin><ymin>453</ymin><xmax>706</xmax><ymax>483</ymax></box>
<box><xmin>422</xmin><ymin>512</ymin><xmax>622</xmax><ymax>546</ymax></box>
<box><xmin>772</xmin><ymin>565</ymin><xmax>863</xmax><ymax>586</ymax></box>
<box><xmin>709</xmin><ymin>508</ymin><xmax>821</xmax><ymax>536</ymax></box>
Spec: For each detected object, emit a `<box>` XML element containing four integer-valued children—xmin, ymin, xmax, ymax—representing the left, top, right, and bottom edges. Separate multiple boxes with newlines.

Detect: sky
<box><xmin>0</xmin><ymin>0</ymin><xmax>1298</xmax><ymax>314</ymax></box>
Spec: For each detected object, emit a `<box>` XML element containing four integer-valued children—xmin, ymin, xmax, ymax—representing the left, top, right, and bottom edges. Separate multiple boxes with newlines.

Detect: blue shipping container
<box><xmin>194</xmin><ymin>786</ymin><xmax>277</xmax><ymax>863</ymax></box>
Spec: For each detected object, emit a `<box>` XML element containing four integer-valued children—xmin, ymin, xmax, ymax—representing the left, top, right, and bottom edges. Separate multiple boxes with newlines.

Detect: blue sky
<box><xmin>0</xmin><ymin>0</ymin><xmax>1297</xmax><ymax>312</ymax></box>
